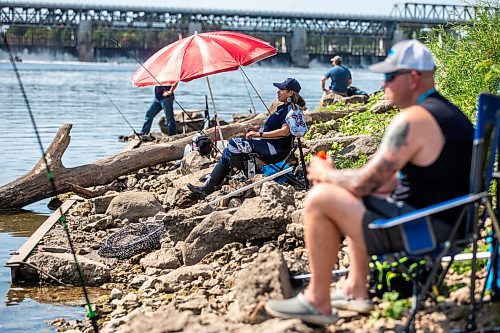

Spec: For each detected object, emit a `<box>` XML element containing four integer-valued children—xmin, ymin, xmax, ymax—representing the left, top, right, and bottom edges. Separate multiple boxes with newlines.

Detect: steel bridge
<box><xmin>0</xmin><ymin>1</ymin><xmax>479</xmax><ymax>65</ymax></box>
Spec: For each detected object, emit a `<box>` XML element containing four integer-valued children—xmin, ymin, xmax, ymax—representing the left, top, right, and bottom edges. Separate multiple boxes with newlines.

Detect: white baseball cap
<box><xmin>369</xmin><ymin>39</ymin><xmax>435</xmax><ymax>73</ymax></box>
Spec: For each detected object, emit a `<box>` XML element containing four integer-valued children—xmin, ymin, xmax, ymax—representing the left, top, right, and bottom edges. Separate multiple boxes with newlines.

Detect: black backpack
<box><xmin>192</xmin><ymin>133</ymin><xmax>213</xmax><ymax>156</ymax></box>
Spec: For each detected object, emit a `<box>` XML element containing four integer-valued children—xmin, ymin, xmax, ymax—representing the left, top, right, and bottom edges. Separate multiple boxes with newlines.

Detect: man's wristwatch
<box><xmin>259</xmin><ymin>131</ymin><xmax>263</xmax><ymax>137</ymax></box>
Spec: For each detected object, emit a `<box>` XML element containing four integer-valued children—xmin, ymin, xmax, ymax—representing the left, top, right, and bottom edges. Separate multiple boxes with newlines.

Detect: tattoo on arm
<box><xmin>324</xmin><ymin>120</ymin><xmax>409</xmax><ymax>196</ymax></box>
<box><xmin>385</xmin><ymin>121</ymin><xmax>410</xmax><ymax>150</ymax></box>
<box><xmin>331</xmin><ymin>157</ymin><xmax>397</xmax><ymax>195</ymax></box>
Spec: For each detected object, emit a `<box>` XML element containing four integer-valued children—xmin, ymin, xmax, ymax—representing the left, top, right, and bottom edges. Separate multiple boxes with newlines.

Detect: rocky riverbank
<box><xmin>15</xmin><ymin>93</ymin><xmax>499</xmax><ymax>332</ymax></box>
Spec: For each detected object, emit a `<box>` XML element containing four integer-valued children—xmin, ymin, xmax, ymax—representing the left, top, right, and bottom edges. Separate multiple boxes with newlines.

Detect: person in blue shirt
<box><xmin>321</xmin><ymin>56</ymin><xmax>352</xmax><ymax>96</ymax></box>
<box><xmin>187</xmin><ymin>78</ymin><xmax>306</xmax><ymax>198</ymax></box>
<box><xmin>139</xmin><ymin>83</ymin><xmax>179</xmax><ymax>136</ymax></box>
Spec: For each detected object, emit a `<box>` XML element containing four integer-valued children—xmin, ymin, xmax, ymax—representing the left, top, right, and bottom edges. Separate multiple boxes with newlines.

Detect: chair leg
<box><xmin>296</xmin><ymin>138</ymin><xmax>309</xmax><ymax>190</ymax></box>
<box><xmin>465</xmin><ymin>240</ymin><xmax>479</xmax><ymax>332</ymax></box>
<box><xmin>404</xmin><ymin>267</ymin><xmax>421</xmax><ymax>332</ymax></box>
<box><xmin>404</xmin><ymin>246</ymin><xmax>450</xmax><ymax>331</ymax></box>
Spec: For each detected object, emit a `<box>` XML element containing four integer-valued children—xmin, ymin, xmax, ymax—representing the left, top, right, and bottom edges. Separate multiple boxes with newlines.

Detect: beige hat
<box><xmin>330</xmin><ymin>55</ymin><xmax>342</xmax><ymax>63</ymax></box>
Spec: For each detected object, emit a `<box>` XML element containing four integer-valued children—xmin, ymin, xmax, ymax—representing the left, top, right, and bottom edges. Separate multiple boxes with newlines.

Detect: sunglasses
<box><xmin>384</xmin><ymin>70</ymin><xmax>416</xmax><ymax>83</ymax></box>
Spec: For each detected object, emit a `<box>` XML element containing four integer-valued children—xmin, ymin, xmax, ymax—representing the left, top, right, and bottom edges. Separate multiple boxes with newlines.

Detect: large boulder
<box><xmin>105</xmin><ymin>191</ymin><xmax>164</xmax><ymax>222</ymax></box>
<box><xmin>140</xmin><ymin>246</ymin><xmax>181</xmax><ymax>270</ymax></box>
<box><xmin>155</xmin><ymin>264</ymin><xmax>212</xmax><ymax>293</ymax></box>
<box><xmin>105</xmin><ymin>304</ymin><xmax>312</xmax><ymax>333</ymax></box>
<box><xmin>227</xmin><ymin>250</ymin><xmax>293</xmax><ymax>324</ymax></box>
<box><xmin>89</xmin><ymin>193</ymin><xmax>118</xmax><ymax>214</ymax></box>
<box><xmin>320</xmin><ymin>90</ymin><xmax>369</xmax><ymax>107</ymax></box>
<box><xmin>182</xmin><ymin>210</ymin><xmax>235</xmax><ymax>265</ymax></box>
<box><xmin>180</xmin><ymin>150</ymin><xmax>212</xmax><ymax>175</ymax></box>
<box><xmin>27</xmin><ymin>252</ymin><xmax>110</xmax><ymax>286</ymax></box>
<box><xmin>341</xmin><ymin>135</ymin><xmax>379</xmax><ymax>158</ymax></box>
<box><xmin>160</xmin><ymin>203</ymin><xmax>213</xmax><ymax>242</ymax></box>
<box><xmin>370</xmin><ymin>99</ymin><xmax>394</xmax><ymax>113</ymax></box>
<box><xmin>306</xmin><ymin>135</ymin><xmax>379</xmax><ymax>158</ymax></box>
<box><xmin>163</xmin><ymin>186</ymin><xmax>198</xmax><ymax>209</ymax></box>
<box><xmin>226</xmin><ymin>182</ymin><xmax>295</xmax><ymax>241</ymax></box>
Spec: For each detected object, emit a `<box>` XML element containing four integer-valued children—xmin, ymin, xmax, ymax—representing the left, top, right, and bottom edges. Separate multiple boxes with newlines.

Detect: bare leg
<box><xmin>302</xmin><ymin>183</ymin><xmax>370</xmax><ymax>313</ymax></box>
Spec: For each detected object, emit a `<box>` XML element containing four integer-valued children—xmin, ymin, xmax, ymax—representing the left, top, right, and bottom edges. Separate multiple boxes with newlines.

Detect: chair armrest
<box><xmin>368</xmin><ymin>192</ymin><xmax>487</xmax><ymax>229</ymax></box>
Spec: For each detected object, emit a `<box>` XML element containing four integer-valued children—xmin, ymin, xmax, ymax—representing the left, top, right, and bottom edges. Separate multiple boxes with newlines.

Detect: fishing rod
<box><xmin>1</xmin><ymin>28</ymin><xmax>99</xmax><ymax>333</ymax></box>
<box><xmin>96</xmin><ymin>84</ymin><xmax>143</xmax><ymax>141</ymax></box>
<box><xmin>110</xmin><ymin>38</ymin><xmax>222</xmax><ymax>154</ymax></box>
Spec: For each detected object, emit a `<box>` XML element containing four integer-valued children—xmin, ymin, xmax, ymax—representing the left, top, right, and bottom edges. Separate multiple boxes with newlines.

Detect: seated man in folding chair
<box><xmin>265</xmin><ymin>40</ymin><xmax>475</xmax><ymax>325</ymax></box>
<box><xmin>187</xmin><ymin>78</ymin><xmax>306</xmax><ymax>198</ymax></box>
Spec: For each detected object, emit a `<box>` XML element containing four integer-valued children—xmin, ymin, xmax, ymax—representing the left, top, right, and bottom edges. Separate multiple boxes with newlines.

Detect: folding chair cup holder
<box><xmin>368</xmin><ymin>93</ymin><xmax>500</xmax><ymax>332</ymax></box>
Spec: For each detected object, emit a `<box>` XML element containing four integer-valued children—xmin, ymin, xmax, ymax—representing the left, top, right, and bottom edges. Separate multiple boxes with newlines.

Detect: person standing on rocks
<box><xmin>187</xmin><ymin>78</ymin><xmax>306</xmax><ymax>198</ymax></box>
<box><xmin>321</xmin><ymin>55</ymin><xmax>352</xmax><ymax>96</ymax></box>
<box><xmin>138</xmin><ymin>83</ymin><xmax>179</xmax><ymax>137</ymax></box>
<box><xmin>265</xmin><ymin>40</ymin><xmax>474</xmax><ymax>325</ymax></box>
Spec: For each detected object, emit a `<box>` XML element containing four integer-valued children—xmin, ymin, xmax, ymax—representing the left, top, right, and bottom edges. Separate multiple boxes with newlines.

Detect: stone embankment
<box><xmin>19</xmin><ymin>93</ymin><xmax>497</xmax><ymax>332</ymax></box>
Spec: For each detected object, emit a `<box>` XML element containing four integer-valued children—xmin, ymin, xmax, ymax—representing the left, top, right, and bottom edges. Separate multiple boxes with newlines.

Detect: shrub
<box><xmin>425</xmin><ymin>1</ymin><xmax>500</xmax><ymax>120</ymax></box>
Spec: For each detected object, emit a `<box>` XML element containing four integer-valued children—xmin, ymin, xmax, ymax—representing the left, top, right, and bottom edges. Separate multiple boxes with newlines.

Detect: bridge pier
<box><xmin>188</xmin><ymin>22</ymin><xmax>202</xmax><ymax>35</ymax></box>
<box><xmin>392</xmin><ymin>23</ymin><xmax>404</xmax><ymax>44</ymax></box>
<box><xmin>77</xmin><ymin>20</ymin><xmax>94</xmax><ymax>62</ymax></box>
<box><xmin>291</xmin><ymin>27</ymin><xmax>309</xmax><ymax>68</ymax></box>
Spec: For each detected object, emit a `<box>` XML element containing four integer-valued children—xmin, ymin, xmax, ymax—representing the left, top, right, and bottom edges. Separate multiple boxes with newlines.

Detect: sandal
<box><xmin>330</xmin><ymin>289</ymin><xmax>374</xmax><ymax>314</ymax></box>
<box><xmin>265</xmin><ymin>292</ymin><xmax>338</xmax><ymax>325</ymax></box>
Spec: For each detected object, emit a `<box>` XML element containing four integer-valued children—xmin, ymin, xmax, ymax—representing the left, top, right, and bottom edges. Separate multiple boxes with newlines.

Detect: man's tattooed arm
<box><xmin>325</xmin><ymin>120</ymin><xmax>411</xmax><ymax>197</ymax></box>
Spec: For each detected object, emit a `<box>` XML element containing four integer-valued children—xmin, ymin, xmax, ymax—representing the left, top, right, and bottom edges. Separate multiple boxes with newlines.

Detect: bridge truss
<box><xmin>0</xmin><ymin>1</ymin><xmax>476</xmax><ymax>59</ymax></box>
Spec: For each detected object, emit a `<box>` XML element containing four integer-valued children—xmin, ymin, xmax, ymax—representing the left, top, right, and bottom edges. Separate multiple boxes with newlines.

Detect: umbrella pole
<box><xmin>206</xmin><ymin>77</ymin><xmax>226</xmax><ymax>149</ymax></box>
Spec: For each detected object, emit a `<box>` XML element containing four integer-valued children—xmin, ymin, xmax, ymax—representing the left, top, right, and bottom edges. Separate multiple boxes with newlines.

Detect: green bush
<box><xmin>371</xmin><ymin>291</ymin><xmax>412</xmax><ymax>320</ymax></box>
<box><xmin>425</xmin><ymin>1</ymin><xmax>500</xmax><ymax>120</ymax></box>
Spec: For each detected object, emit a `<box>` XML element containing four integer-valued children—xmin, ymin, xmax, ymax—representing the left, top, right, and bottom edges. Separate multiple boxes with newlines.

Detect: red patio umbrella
<box><xmin>131</xmin><ymin>31</ymin><xmax>277</xmax><ymax>146</ymax></box>
<box><xmin>131</xmin><ymin>31</ymin><xmax>277</xmax><ymax>86</ymax></box>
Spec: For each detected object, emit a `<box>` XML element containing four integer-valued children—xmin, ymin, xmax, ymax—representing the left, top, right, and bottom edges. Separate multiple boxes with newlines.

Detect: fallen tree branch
<box><xmin>0</xmin><ymin>114</ymin><xmax>267</xmax><ymax>209</ymax></box>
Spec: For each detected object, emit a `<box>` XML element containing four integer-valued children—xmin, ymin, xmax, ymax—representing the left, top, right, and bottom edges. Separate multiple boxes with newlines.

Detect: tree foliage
<box><xmin>425</xmin><ymin>1</ymin><xmax>500</xmax><ymax>119</ymax></box>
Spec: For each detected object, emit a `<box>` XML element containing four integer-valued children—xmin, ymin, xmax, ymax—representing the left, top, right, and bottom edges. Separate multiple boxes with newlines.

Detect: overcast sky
<box><xmin>27</xmin><ymin>0</ymin><xmax>469</xmax><ymax>15</ymax></box>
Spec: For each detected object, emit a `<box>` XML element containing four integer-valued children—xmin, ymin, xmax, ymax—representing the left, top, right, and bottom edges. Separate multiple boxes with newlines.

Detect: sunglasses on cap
<box><xmin>384</xmin><ymin>70</ymin><xmax>420</xmax><ymax>83</ymax></box>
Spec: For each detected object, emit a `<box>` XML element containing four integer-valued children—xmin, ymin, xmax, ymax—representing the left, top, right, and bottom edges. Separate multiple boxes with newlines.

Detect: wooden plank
<box><xmin>5</xmin><ymin>198</ymin><xmax>77</xmax><ymax>268</ymax></box>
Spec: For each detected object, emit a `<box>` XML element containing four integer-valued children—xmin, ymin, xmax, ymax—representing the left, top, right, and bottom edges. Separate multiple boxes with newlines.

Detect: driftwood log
<box><xmin>0</xmin><ymin>109</ymin><xmax>353</xmax><ymax>209</ymax></box>
<box><xmin>0</xmin><ymin>114</ymin><xmax>267</xmax><ymax>210</ymax></box>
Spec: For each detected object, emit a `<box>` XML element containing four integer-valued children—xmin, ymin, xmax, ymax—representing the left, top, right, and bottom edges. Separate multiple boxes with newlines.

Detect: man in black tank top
<box><xmin>265</xmin><ymin>40</ymin><xmax>474</xmax><ymax>324</ymax></box>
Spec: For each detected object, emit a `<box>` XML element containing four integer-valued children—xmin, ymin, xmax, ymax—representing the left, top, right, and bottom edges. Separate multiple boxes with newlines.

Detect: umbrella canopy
<box><xmin>131</xmin><ymin>31</ymin><xmax>277</xmax><ymax>87</ymax></box>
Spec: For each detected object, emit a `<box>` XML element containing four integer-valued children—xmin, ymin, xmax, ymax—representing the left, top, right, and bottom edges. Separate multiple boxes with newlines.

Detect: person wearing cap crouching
<box><xmin>187</xmin><ymin>78</ymin><xmax>306</xmax><ymax>198</ymax></box>
<box><xmin>265</xmin><ymin>40</ymin><xmax>474</xmax><ymax>325</ymax></box>
<box><xmin>321</xmin><ymin>55</ymin><xmax>352</xmax><ymax>96</ymax></box>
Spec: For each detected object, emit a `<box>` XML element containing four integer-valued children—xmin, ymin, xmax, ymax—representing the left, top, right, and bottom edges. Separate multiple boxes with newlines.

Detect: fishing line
<box><xmin>95</xmin><ymin>83</ymin><xmax>143</xmax><ymax>141</ymax></box>
<box><xmin>2</xmin><ymin>28</ymin><xmax>99</xmax><ymax>333</ymax></box>
<box><xmin>239</xmin><ymin>67</ymin><xmax>256</xmax><ymax>114</ymax></box>
<box><xmin>239</xmin><ymin>67</ymin><xmax>271</xmax><ymax>115</ymax></box>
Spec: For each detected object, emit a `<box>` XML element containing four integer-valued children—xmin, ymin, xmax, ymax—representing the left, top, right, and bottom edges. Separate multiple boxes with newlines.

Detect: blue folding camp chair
<box><xmin>249</xmin><ymin>136</ymin><xmax>310</xmax><ymax>189</ymax></box>
<box><xmin>369</xmin><ymin>93</ymin><xmax>500</xmax><ymax>332</ymax></box>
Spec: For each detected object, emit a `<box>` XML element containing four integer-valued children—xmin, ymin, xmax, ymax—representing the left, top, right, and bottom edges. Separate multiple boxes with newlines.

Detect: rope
<box><xmin>2</xmin><ymin>27</ymin><xmax>99</xmax><ymax>333</ymax></box>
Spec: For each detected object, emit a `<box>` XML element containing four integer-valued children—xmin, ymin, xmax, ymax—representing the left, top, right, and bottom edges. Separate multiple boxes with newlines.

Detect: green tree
<box><xmin>425</xmin><ymin>1</ymin><xmax>499</xmax><ymax>119</ymax></box>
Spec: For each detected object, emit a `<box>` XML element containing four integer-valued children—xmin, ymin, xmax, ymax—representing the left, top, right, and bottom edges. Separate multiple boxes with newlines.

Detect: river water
<box><xmin>0</xmin><ymin>60</ymin><xmax>383</xmax><ymax>332</ymax></box>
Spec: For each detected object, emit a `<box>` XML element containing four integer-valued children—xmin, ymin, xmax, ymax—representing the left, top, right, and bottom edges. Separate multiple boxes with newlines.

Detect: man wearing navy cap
<box><xmin>265</xmin><ymin>40</ymin><xmax>474</xmax><ymax>325</ymax></box>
